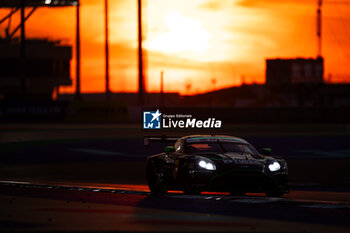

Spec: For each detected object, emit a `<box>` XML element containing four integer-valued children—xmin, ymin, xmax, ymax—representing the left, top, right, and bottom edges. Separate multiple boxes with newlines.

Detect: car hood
<box><xmin>222</xmin><ymin>152</ymin><xmax>251</xmax><ymax>160</ymax></box>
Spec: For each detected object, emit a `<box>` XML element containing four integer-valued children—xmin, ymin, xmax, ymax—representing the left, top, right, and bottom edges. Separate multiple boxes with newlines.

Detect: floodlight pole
<box><xmin>75</xmin><ymin>1</ymin><xmax>81</xmax><ymax>100</ymax></box>
<box><xmin>138</xmin><ymin>0</ymin><xmax>145</xmax><ymax>106</ymax></box>
<box><xmin>105</xmin><ymin>0</ymin><xmax>110</xmax><ymax>100</ymax></box>
<box><xmin>20</xmin><ymin>0</ymin><xmax>26</xmax><ymax>94</ymax></box>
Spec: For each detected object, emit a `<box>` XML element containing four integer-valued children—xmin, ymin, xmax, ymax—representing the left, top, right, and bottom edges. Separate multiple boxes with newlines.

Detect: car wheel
<box><xmin>266</xmin><ymin>191</ymin><xmax>284</xmax><ymax>197</ymax></box>
<box><xmin>147</xmin><ymin>163</ymin><xmax>167</xmax><ymax>194</ymax></box>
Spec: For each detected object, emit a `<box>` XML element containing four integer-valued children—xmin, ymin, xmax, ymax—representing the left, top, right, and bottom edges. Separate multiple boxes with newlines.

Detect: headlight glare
<box><xmin>198</xmin><ymin>159</ymin><xmax>216</xmax><ymax>170</ymax></box>
<box><xmin>206</xmin><ymin>163</ymin><xmax>214</xmax><ymax>170</ymax></box>
<box><xmin>199</xmin><ymin>160</ymin><xmax>206</xmax><ymax>168</ymax></box>
<box><xmin>268</xmin><ymin>161</ymin><xmax>281</xmax><ymax>172</ymax></box>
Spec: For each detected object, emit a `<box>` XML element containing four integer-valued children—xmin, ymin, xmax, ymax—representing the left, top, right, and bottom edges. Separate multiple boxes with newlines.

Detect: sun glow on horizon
<box><xmin>146</xmin><ymin>11</ymin><xmax>210</xmax><ymax>54</ymax></box>
<box><xmin>1</xmin><ymin>0</ymin><xmax>349</xmax><ymax>95</ymax></box>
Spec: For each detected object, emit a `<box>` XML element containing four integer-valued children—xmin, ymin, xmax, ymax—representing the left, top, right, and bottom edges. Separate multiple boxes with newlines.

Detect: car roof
<box><xmin>180</xmin><ymin>135</ymin><xmax>248</xmax><ymax>144</ymax></box>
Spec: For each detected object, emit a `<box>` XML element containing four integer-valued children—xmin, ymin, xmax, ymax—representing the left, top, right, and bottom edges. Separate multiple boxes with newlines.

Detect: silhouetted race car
<box><xmin>145</xmin><ymin>135</ymin><xmax>288</xmax><ymax>197</ymax></box>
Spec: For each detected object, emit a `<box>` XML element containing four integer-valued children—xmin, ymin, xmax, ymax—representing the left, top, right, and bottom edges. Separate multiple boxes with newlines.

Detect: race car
<box><xmin>145</xmin><ymin>135</ymin><xmax>288</xmax><ymax>197</ymax></box>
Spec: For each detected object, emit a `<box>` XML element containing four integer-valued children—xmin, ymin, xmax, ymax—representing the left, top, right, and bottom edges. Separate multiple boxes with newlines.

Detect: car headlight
<box><xmin>268</xmin><ymin>161</ymin><xmax>281</xmax><ymax>172</ymax></box>
<box><xmin>197</xmin><ymin>158</ymin><xmax>216</xmax><ymax>171</ymax></box>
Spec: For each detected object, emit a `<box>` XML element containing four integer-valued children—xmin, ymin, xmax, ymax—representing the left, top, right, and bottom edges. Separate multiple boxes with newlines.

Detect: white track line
<box><xmin>0</xmin><ymin>180</ymin><xmax>32</xmax><ymax>184</ymax></box>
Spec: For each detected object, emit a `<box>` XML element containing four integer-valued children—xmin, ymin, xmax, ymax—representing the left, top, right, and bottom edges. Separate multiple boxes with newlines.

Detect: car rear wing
<box><xmin>144</xmin><ymin>135</ymin><xmax>179</xmax><ymax>147</ymax></box>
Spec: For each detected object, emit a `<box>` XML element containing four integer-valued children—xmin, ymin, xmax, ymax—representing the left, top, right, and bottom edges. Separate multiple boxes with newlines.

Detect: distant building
<box><xmin>266</xmin><ymin>57</ymin><xmax>324</xmax><ymax>85</ymax></box>
<box><xmin>0</xmin><ymin>38</ymin><xmax>72</xmax><ymax>100</ymax></box>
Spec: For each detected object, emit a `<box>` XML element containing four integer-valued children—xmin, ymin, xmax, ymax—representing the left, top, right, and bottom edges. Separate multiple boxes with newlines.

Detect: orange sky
<box><xmin>1</xmin><ymin>0</ymin><xmax>350</xmax><ymax>95</ymax></box>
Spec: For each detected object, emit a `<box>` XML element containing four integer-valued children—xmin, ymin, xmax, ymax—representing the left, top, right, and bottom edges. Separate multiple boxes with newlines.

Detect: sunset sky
<box><xmin>1</xmin><ymin>0</ymin><xmax>350</xmax><ymax>94</ymax></box>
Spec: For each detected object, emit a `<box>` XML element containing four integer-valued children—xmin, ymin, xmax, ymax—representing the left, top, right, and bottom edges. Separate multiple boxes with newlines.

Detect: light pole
<box><xmin>75</xmin><ymin>1</ymin><xmax>81</xmax><ymax>100</ymax></box>
<box><xmin>138</xmin><ymin>0</ymin><xmax>145</xmax><ymax>105</ymax></box>
<box><xmin>20</xmin><ymin>0</ymin><xmax>26</xmax><ymax>95</ymax></box>
<box><xmin>105</xmin><ymin>0</ymin><xmax>110</xmax><ymax>100</ymax></box>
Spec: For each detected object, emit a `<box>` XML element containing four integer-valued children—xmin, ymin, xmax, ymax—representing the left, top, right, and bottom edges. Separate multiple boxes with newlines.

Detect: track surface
<box><xmin>1</xmin><ymin>125</ymin><xmax>350</xmax><ymax>232</ymax></box>
<box><xmin>0</xmin><ymin>180</ymin><xmax>350</xmax><ymax>232</ymax></box>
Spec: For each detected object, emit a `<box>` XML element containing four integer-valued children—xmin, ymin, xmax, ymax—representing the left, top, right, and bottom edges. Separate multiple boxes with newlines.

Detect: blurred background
<box><xmin>0</xmin><ymin>2</ymin><xmax>350</xmax><ymax>231</ymax></box>
<box><xmin>0</xmin><ymin>0</ymin><xmax>349</xmax><ymax>120</ymax></box>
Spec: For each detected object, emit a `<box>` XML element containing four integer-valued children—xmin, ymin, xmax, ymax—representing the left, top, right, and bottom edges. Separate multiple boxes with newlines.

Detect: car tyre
<box><xmin>147</xmin><ymin>162</ymin><xmax>167</xmax><ymax>194</ymax></box>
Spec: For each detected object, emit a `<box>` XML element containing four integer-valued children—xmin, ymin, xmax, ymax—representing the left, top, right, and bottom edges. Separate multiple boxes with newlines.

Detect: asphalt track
<box><xmin>1</xmin><ymin>124</ymin><xmax>350</xmax><ymax>232</ymax></box>
<box><xmin>0</xmin><ymin>180</ymin><xmax>350</xmax><ymax>232</ymax></box>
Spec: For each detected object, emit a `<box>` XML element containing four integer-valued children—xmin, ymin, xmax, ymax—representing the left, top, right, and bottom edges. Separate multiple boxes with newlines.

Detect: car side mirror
<box><xmin>261</xmin><ymin>148</ymin><xmax>272</xmax><ymax>156</ymax></box>
<box><xmin>164</xmin><ymin>146</ymin><xmax>175</xmax><ymax>153</ymax></box>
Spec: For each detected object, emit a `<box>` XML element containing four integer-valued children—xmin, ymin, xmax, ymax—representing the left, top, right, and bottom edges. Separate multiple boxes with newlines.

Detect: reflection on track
<box><xmin>1</xmin><ymin>180</ymin><xmax>349</xmax><ymax>209</ymax></box>
<box><xmin>2</xmin><ymin>181</ymin><xmax>350</xmax><ymax>232</ymax></box>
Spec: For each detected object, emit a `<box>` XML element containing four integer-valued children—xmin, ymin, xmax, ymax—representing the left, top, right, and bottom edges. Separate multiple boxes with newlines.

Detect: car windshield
<box><xmin>186</xmin><ymin>141</ymin><xmax>261</xmax><ymax>158</ymax></box>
